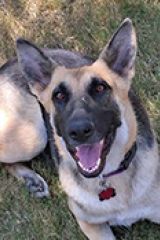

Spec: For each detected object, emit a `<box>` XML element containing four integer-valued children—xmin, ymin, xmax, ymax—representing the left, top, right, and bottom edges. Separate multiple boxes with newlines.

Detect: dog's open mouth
<box><xmin>68</xmin><ymin>131</ymin><xmax>116</xmax><ymax>178</ymax></box>
<box><xmin>76</xmin><ymin>140</ymin><xmax>103</xmax><ymax>176</ymax></box>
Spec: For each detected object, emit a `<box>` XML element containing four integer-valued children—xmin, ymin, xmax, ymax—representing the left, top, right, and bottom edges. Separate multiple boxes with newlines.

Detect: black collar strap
<box><xmin>102</xmin><ymin>142</ymin><xmax>137</xmax><ymax>179</ymax></box>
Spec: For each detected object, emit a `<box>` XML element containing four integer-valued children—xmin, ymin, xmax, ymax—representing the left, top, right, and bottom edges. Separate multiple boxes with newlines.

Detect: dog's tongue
<box><xmin>76</xmin><ymin>142</ymin><xmax>102</xmax><ymax>170</ymax></box>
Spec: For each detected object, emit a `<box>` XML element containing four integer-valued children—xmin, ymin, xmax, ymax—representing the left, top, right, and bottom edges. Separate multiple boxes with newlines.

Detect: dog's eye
<box><xmin>95</xmin><ymin>84</ymin><xmax>106</xmax><ymax>93</ymax></box>
<box><xmin>88</xmin><ymin>77</ymin><xmax>111</xmax><ymax>99</ymax></box>
<box><xmin>55</xmin><ymin>92</ymin><xmax>66</xmax><ymax>101</ymax></box>
<box><xmin>52</xmin><ymin>82</ymin><xmax>70</xmax><ymax>107</ymax></box>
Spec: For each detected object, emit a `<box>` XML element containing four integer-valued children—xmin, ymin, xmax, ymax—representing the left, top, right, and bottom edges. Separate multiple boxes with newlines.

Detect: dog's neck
<box><xmin>102</xmin><ymin>142</ymin><xmax>137</xmax><ymax>179</ymax></box>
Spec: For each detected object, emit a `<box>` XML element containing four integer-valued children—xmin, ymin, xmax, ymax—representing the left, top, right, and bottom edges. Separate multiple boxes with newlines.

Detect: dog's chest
<box><xmin>59</xmin><ymin>164</ymin><xmax>133</xmax><ymax>223</ymax></box>
<box><xmin>68</xmin><ymin>184</ymin><xmax>153</xmax><ymax>226</ymax></box>
<box><xmin>67</xmin><ymin>183</ymin><xmax>129</xmax><ymax>224</ymax></box>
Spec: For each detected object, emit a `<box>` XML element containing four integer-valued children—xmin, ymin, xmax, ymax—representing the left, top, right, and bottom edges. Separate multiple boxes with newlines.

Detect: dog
<box><xmin>3</xmin><ymin>18</ymin><xmax>160</xmax><ymax>239</ymax></box>
<box><xmin>0</xmin><ymin>37</ymin><xmax>91</xmax><ymax>198</ymax></box>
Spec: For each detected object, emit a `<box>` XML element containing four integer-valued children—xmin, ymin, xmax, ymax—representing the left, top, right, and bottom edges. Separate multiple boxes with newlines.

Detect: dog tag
<box><xmin>99</xmin><ymin>187</ymin><xmax>116</xmax><ymax>201</ymax></box>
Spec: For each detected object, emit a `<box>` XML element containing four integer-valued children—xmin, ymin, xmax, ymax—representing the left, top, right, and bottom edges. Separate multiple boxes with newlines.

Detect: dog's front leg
<box><xmin>5</xmin><ymin>163</ymin><xmax>49</xmax><ymax>198</ymax></box>
<box><xmin>77</xmin><ymin>220</ymin><xmax>115</xmax><ymax>240</ymax></box>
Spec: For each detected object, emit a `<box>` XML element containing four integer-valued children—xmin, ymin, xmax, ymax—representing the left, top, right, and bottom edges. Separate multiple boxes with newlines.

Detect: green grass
<box><xmin>0</xmin><ymin>0</ymin><xmax>159</xmax><ymax>239</ymax></box>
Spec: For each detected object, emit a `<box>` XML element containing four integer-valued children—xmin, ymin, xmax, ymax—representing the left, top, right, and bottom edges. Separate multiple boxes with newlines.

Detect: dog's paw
<box><xmin>23</xmin><ymin>173</ymin><xmax>49</xmax><ymax>198</ymax></box>
<box><xmin>5</xmin><ymin>164</ymin><xmax>50</xmax><ymax>198</ymax></box>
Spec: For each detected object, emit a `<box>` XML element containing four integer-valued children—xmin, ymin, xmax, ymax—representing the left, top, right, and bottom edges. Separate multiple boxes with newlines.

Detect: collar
<box><xmin>98</xmin><ymin>143</ymin><xmax>137</xmax><ymax>201</ymax></box>
<box><xmin>102</xmin><ymin>142</ymin><xmax>137</xmax><ymax>179</ymax></box>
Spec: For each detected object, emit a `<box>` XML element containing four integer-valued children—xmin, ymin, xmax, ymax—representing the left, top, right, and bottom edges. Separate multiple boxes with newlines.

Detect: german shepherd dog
<box><xmin>0</xmin><ymin>35</ymin><xmax>91</xmax><ymax>198</ymax></box>
<box><xmin>2</xmin><ymin>18</ymin><xmax>160</xmax><ymax>239</ymax></box>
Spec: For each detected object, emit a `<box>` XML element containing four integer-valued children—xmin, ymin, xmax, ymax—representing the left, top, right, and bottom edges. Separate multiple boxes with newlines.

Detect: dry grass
<box><xmin>0</xmin><ymin>0</ymin><xmax>159</xmax><ymax>239</ymax></box>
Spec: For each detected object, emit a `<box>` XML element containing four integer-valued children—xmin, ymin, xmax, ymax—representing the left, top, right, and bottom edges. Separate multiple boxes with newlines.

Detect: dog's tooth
<box><xmin>78</xmin><ymin>161</ymin><xmax>83</xmax><ymax>169</ymax></box>
<box><xmin>100</xmin><ymin>139</ymin><xmax>104</xmax><ymax>145</ymax></box>
<box><xmin>78</xmin><ymin>161</ymin><xmax>89</xmax><ymax>172</ymax></box>
<box><xmin>95</xmin><ymin>159</ymin><xmax>101</xmax><ymax>169</ymax></box>
<box><xmin>78</xmin><ymin>160</ymin><xmax>101</xmax><ymax>173</ymax></box>
<box><xmin>97</xmin><ymin>158</ymin><xmax>101</xmax><ymax>166</ymax></box>
<box><xmin>76</xmin><ymin>147</ymin><xmax>79</xmax><ymax>151</ymax></box>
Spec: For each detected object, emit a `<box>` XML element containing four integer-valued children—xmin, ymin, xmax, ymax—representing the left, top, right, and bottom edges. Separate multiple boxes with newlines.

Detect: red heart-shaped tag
<box><xmin>99</xmin><ymin>187</ymin><xmax>116</xmax><ymax>201</ymax></box>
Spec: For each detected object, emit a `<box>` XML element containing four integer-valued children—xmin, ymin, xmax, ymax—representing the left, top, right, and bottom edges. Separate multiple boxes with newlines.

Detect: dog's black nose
<box><xmin>68</xmin><ymin>120</ymin><xmax>94</xmax><ymax>142</ymax></box>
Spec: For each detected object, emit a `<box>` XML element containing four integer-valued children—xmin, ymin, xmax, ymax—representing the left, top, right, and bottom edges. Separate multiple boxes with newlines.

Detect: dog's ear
<box><xmin>99</xmin><ymin>18</ymin><xmax>137</xmax><ymax>81</ymax></box>
<box><xmin>16</xmin><ymin>39</ymin><xmax>57</xmax><ymax>96</ymax></box>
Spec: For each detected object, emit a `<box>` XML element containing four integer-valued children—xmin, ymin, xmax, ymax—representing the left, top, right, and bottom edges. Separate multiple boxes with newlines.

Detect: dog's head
<box><xmin>17</xmin><ymin>18</ymin><xmax>137</xmax><ymax>178</ymax></box>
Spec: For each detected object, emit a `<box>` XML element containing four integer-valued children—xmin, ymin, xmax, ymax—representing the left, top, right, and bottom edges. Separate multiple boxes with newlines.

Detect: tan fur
<box><xmin>2</xmin><ymin>18</ymin><xmax>158</xmax><ymax>238</ymax></box>
<box><xmin>12</xmin><ymin>18</ymin><xmax>159</xmax><ymax>238</ymax></box>
<box><xmin>0</xmin><ymin>76</ymin><xmax>47</xmax><ymax>163</ymax></box>
<box><xmin>37</xmin><ymin>58</ymin><xmax>159</xmax><ymax>239</ymax></box>
<box><xmin>39</xmin><ymin>58</ymin><xmax>137</xmax><ymax>157</ymax></box>
<box><xmin>0</xmin><ymin>74</ymin><xmax>49</xmax><ymax>197</ymax></box>
<box><xmin>0</xmin><ymin>44</ymin><xmax>95</xmax><ymax>197</ymax></box>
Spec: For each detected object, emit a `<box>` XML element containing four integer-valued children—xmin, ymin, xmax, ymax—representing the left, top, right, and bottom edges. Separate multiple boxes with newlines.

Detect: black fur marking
<box><xmin>129</xmin><ymin>88</ymin><xmax>154</xmax><ymax>148</ymax></box>
<box><xmin>88</xmin><ymin>77</ymin><xmax>112</xmax><ymax>99</ymax></box>
<box><xmin>52</xmin><ymin>82</ymin><xmax>71</xmax><ymax>106</ymax></box>
<box><xmin>53</xmin><ymin>76</ymin><xmax>121</xmax><ymax>147</ymax></box>
<box><xmin>52</xmin><ymin>75</ymin><xmax>121</xmax><ymax>178</ymax></box>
